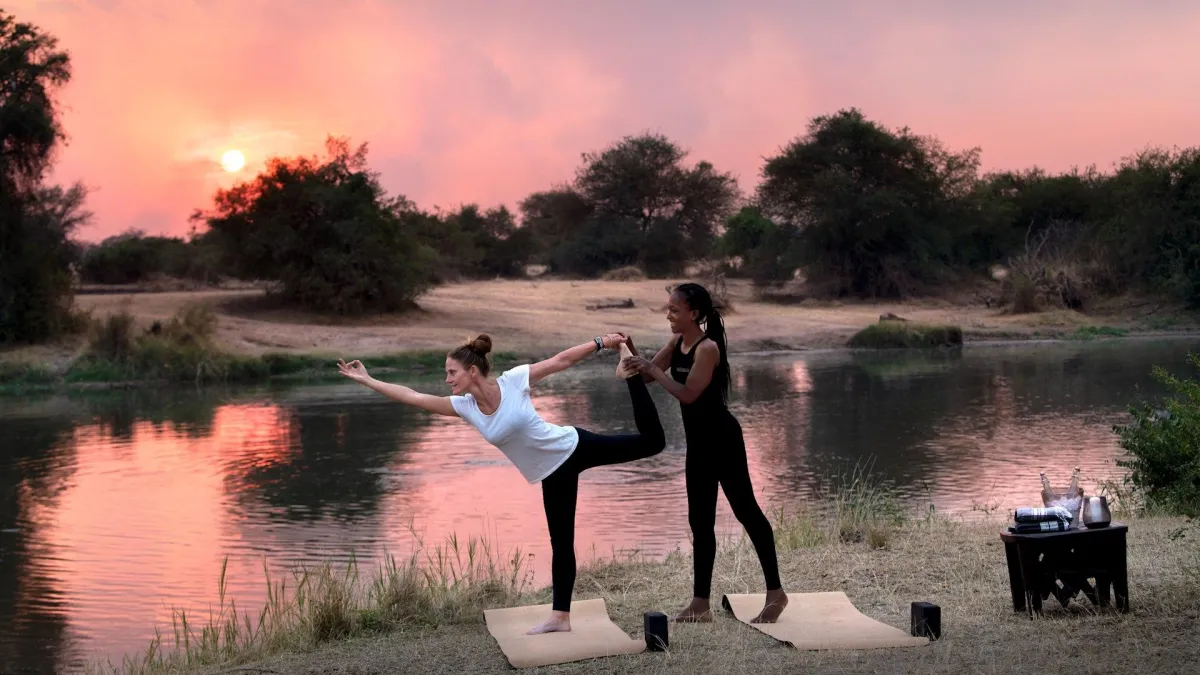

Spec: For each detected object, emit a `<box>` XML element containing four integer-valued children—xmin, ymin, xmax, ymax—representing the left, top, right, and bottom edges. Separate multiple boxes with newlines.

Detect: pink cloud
<box><xmin>10</xmin><ymin>0</ymin><xmax>1200</xmax><ymax>241</ymax></box>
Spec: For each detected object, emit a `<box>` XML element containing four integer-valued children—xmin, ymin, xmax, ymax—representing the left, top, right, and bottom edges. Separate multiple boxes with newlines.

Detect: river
<box><xmin>1</xmin><ymin>337</ymin><xmax>1197</xmax><ymax>673</ymax></box>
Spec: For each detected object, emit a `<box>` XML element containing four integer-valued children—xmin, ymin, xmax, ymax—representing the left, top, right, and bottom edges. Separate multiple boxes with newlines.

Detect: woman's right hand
<box><xmin>337</xmin><ymin>358</ymin><xmax>371</xmax><ymax>384</ymax></box>
<box><xmin>602</xmin><ymin>333</ymin><xmax>627</xmax><ymax>349</ymax></box>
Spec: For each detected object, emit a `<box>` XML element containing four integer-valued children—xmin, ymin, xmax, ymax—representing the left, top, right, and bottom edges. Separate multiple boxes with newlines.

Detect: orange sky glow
<box><xmin>12</xmin><ymin>0</ymin><xmax>1200</xmax><ymax>242</ymax></box>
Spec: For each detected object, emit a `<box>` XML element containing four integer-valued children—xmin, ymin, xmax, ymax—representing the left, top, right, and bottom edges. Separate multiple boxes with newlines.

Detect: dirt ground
<box><xmin>4</xmin><ymin>277</ymin><xmax>1192</xmax><ymax>372</ymax></box>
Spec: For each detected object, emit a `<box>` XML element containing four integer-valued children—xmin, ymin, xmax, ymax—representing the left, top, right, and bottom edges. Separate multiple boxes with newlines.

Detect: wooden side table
<box><xmin>1000</xmin><ymin>522</ymin><xmax>1129</xmax><ymax>617</ymax></box>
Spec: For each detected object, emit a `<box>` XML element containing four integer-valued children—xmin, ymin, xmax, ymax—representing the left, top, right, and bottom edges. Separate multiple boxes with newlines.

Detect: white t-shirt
<box><xmin>450</xmin><ymin>364</ymin><xmax>579</xmax><ymax>483</ymax></box>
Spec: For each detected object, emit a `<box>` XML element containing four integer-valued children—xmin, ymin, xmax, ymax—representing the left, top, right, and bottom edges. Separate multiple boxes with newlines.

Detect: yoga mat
<box><xmin>721</xmin><ymin>591</ymin><xmax>930</xmax><ymax>651</ymax></box>
<box><xmin>483</xmin><ymin>598</ymin><xmax>646</xmax><ymax>668</ymax></box>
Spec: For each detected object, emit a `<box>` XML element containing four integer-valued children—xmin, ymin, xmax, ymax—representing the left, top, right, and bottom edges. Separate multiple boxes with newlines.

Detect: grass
<box><xmin>87</xmin><ymin>466</ymin><xmax>913</xmax><ymax>675</ymax></box>
<box><xmin>0</xmin><ymin>360</ymin><xmax>58</xmax><ymax>393</ymax></box>
<box><xmin>87</xmin><ymin>500</ymin><xmax>1200</xmax><ymax>675</ymax></box>
<box><xmin>1070</xmin><ymin>325</ymin><xmax>1130</xmax><ymax>340</ymax></box>
<box><xmin>86</xmin><ymin>525</ymin><xmax>534</xmax><ymax>675</ymax></box>
<box><xmin>0</xmin><ymin>306</ymin><xmax>524</xmax><ymax>392</ymax></box>
<box><xmin>848</xmin><ymin>320</ymin><xmax>964</xmax><ymax>349</ymax></box>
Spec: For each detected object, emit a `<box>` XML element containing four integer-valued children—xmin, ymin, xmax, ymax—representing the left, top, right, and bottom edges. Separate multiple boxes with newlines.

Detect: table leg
<box><xmin>1112</xmin><ymin>533</ymin><xmax>1130</xmax><ymax>612</ymax></box>
<box><xmin>1017</xmin><ymin>543</ymin><xmax>1043</xmax><ymax>617</ymax></box>
<box><xmin>1096</xmin><ymin>573</ymin><xmax>1111</xmax><ymax>608</ymax></box>
<box><xmin>1004</xmin><ymin>541</ymin><xmax>1025</xmax><ymax>612</ymax></box>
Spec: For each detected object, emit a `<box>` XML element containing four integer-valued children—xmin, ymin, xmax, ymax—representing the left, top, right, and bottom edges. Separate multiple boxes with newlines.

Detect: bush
<box><xmin>847</xmin><ymin>320</ymin><xmax>964</xmax><ymax>349</ymax></box>
<box><xmin>548</xmin><ymin>217</ymin><xmax>642</xmax><ymax>277</ymax></box>
<box><xmin>1112</xmin><ymin>353</ymin><xmax>1200</xmax><ymax>517</ymax></box>
<box><xmin>717</xmin><ymin>206</ymin><xmax>802</xmax><ymax>287</ymax></box>
<box><xmin>72</xmin><ymin>305</ymin><xmax>233</xmax><ymax>383</ymax></box>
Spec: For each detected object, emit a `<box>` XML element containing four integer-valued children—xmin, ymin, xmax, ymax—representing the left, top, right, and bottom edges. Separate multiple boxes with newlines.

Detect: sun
<box><xmin>220</xmin><ymin>149</ymin><xmax>245</xmax><ymax>173</ymax></box>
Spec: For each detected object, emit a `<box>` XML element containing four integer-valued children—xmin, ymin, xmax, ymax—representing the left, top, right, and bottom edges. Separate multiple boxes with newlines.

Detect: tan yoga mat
<box><xmin>483</xmin><ymin>598</ymin><xmax>645</xmax><ymax>668</ymax></box>
<box><xmin>721</xmin><ymin>591</ymin><xmax>930</xmax><ymax>651</ymax></box>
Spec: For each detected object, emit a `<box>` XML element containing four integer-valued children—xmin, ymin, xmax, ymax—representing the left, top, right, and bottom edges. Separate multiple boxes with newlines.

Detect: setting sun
<box><xmin>220</xmin><ymin>149</ymin><xmax>245</xmax><ymax>173</ymax></box>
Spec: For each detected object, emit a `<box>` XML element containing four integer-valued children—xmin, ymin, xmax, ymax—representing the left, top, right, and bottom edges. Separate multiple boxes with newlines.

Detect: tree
<box><xmin>428</xmin><ymin>204</ymin><xmax>534</xmax><ymax>279</ymax></box>
<box><xmin>571</xmin><ymin>133</ymin><xmax>740</xmax><ymax>276</ymax></box>
<box><xmin>758</xmin><ymin>109</ymin><xmax>981</xmax><ymax>298</ymax></box>
<box><xmin>192</xmin><ymin>136</ymin><xmax>436</xmax><ymax>315</ymax></box>
<box><xmin>718</xmin><ymin>206</ymin><xmax>802</xmax><ymax>286</ymax></box>
<box><xmin>0</xmin><ymin>11</ymin><xmax>83</xmax><ymax>343</ymax></box>
<box><xmin>1098</xmin><ymin>147</ymin><xmax>1200</xmax><ymax>306</ymax></box>
<box><xmin>518</xmin><ymin>187</ymin><xmax>593</xmax><ymax>260</ymax></box>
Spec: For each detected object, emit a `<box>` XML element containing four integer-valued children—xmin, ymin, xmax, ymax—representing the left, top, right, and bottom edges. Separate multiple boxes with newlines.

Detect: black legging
<box><xmin>541</xmin><ymin>376</ymin><xmax>666</xmax><ymax>611</ymax></box>
<box><xmin>686</xmin><ymin>415</ymin><xmax>781</xmax><ymax>599</ymax></box>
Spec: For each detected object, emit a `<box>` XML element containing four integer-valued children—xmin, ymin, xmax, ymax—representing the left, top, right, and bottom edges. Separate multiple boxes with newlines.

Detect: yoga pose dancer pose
<box><xmin>337</xmin><ymin>333</ymin><xmax>665</xmax><ymax>635</ymax></box>
<box><xmin>621</xmin><ymin>283</ymin><xmax>787</xmax><ymax>624</ymax></box>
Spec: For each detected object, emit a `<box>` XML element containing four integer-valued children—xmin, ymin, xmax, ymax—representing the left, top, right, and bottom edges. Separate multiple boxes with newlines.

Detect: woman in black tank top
<box><xmin>621</xmin><ymin>283</ymin><xmax>787</xmax><ymax>624</ymax></box>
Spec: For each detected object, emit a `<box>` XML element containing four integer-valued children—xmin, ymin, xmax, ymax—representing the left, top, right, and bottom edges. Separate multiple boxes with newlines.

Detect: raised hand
<box><xmin>602</xmin><ymin>333</ymin><xmax>627</xmax><ymax>349</ymax></box>
<box><xmin>337</xmin><ymin>358</ymin><xmax>371</xmax><ymax>383</ymax></box>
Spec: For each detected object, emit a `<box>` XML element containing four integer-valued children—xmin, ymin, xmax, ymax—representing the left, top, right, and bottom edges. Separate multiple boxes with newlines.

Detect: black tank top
<box><xmin>669</xmin><ymin>335</ymin><xmax>730</xmax><ymax>430</ymax></box>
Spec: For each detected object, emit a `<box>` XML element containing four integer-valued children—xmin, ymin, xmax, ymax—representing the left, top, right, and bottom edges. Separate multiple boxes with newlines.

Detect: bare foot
<box><xmin>616</xmin><ymin>344</ymin><xmax>638</xmax><ymax>379</ymax></box>
<box><xmin>673</xmin><ymin>598</ymin><xmax>713</xmax><ymax>623</ymax></box>
<box><xmin>525</xmin><ymin>610</ymin><xmax>571</xmax><ymax>635</ymax></box>
<box><xmin>750</xmin><ymin>589</ymin><xmax>789</xmax><ymax>623</ymax></box>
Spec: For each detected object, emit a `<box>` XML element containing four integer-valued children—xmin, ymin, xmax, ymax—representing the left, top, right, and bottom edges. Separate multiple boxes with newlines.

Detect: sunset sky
<box><xmin>14</xmin><ymin>0</ymin><xmax>1200</xmax><ymax>242</ymax></box>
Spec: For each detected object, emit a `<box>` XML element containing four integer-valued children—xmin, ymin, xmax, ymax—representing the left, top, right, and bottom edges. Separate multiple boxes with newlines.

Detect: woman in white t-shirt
<box><xmin>336</xmin><ymin>332</ymin><xmax>665</xmax><ymax>635</ymax></box>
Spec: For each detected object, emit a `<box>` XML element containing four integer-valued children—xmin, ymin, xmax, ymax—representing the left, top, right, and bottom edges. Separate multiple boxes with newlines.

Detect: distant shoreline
<box><xmin>3</xmin><ymin>278</ymin><xmax>1198</xmax><ymax>393</ymax></box>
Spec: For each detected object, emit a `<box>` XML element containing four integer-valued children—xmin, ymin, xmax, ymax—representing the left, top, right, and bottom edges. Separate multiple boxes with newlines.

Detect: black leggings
<box><xmin>541</xmin><ymin>377</ymin><xmax>666</xmax><ymax>612</ymax></box>
<box><xmin>686</xmin><ymin>416</ymin><xmax>782</xmax><ymax>599</ymax></box>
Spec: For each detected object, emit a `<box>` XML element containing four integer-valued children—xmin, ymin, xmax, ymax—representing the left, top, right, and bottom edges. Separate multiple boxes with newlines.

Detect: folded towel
<box><xmin>1009</xmin><ymin>520</ymin><xmax>1071</xmax><ymax>534</ymax></box>
<box><xmin>1014</xmin><ymin>506</ymin><xmax>1073</xmax><ymax>524</ymax></box>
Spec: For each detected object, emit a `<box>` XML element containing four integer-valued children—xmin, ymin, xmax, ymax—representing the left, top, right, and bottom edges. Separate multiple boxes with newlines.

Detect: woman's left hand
<box><xmin>621</xmin><ymin>355</ymin><xmax>657</xmax><ymax>375</ymax></box>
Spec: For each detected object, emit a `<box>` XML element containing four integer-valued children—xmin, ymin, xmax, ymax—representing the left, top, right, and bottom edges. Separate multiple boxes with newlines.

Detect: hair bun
<box><xmin>471</xmin><ymin>334</ymin><xmax>493</xmax><ymax>356</ymax></box>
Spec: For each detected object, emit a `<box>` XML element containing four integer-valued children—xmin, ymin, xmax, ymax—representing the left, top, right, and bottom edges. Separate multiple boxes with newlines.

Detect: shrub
<box><xmin>847</xmin><ymin>321</ymin><xmax>964</xmax><ymax>349</ymax></box>
<box><xmin>1112</xmin><ymin>353</ymin><xmax>1200</xmax><ymax>518</ymax></box>
<box><xmin>72</xmin><ymin>305</ymin><xmax>231</xmax><ymax>383</ymax></box>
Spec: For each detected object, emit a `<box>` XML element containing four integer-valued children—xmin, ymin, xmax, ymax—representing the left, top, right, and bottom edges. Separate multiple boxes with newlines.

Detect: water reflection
<box><xmin>2</xmin><ymin>337</ymin><xmax>1199</xmax><ymax>673</ymax></box>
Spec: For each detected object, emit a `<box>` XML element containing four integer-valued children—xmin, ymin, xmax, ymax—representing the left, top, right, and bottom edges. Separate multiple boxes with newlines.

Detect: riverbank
<box><xmin>87</xmin><ymin>506</ymin><xmax>1200</xmax><ymax>675</ymax></box>
<box><xmin>3</xmin><ymin>277</ymin><xmax>1198</xmax><ymax>392</ymax></box>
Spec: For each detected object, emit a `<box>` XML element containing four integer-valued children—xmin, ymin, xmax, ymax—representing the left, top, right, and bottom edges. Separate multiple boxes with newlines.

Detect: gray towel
<box><xmin>1014</xmin><ymin>506</ymin><xmax>1074</xmax><ymax>524</ymax></box>
<box><xmin>1009</xmin><ymin>520</ymin><xmax>1072</xmax><ymax>534</ymax></box>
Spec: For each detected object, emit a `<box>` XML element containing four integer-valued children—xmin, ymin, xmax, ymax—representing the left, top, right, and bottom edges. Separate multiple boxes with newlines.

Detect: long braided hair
<box><xmin>672</xmin><ymin>282</ymin><xmax>731</xmax><ymax>405</ymax></box>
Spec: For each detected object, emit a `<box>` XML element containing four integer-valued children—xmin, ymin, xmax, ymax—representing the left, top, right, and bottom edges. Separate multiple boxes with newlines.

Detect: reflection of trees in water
<box><xmin>220</xmin><ymin>398</ymin><xmax>436</xmax><ymax>523</ymax></box>
<box><xmin>800</xmin><ymin>342</ymin><xmax>1200</xmax><ymax>506</ymax></box>
<box><xmin>803</xmin><ymin>351</ymin><xmax>970</xmax><ymax>487</ymax></box>
<box><xmin>69</xmin><ymin>387</ymin><xmax>228</xmax><ymax>440</ymax></box>
<box><xmin>0</xmin><ymin>415</ymin><xmax>79</xmax><ymax>674</ymax></box>
<box><xmin>728</xmin><ymin>361</ymin><xmax>816</xmax><ymax>498</ymax></box>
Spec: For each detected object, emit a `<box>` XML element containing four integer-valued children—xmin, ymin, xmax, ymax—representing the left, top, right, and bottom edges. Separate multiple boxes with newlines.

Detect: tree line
<box><xmin>4</xmin><ymin>9</ymin><xmax>1200</xmax><ymax>343</ymax></box>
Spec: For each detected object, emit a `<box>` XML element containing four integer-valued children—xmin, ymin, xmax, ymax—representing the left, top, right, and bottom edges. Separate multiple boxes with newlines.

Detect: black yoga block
<box><xmin>643</xmin><ymin>610</ymin><xmax>669</xmax><ymax>651</ymax></box>
<box><xmin>910</xmin><ymin>601</ymin><xmax>941</xmax><ymax>639</ymax></box>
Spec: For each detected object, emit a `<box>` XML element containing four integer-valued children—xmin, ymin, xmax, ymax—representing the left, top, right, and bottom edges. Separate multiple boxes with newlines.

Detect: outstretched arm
<box><xmin>337</xmin><ymin>359</ymin><xmax>458</xmax><ymax>417</ymax></box>
<box><xmin>528</xmin><ymin>333</ymin><xmax>625</xmax><ymax>386</ymax></box>
<box><xmin>626</xmin><ymin>341</ymin><xmax>718</xmax><ymax>405</ymax></box>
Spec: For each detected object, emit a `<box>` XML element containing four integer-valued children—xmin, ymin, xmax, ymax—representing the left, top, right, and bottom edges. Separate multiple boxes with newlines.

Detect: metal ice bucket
<box><xmin>1082</xmin><ymin>496</ymin><xmax>1112</xmax><ymax>528</ymax></box>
